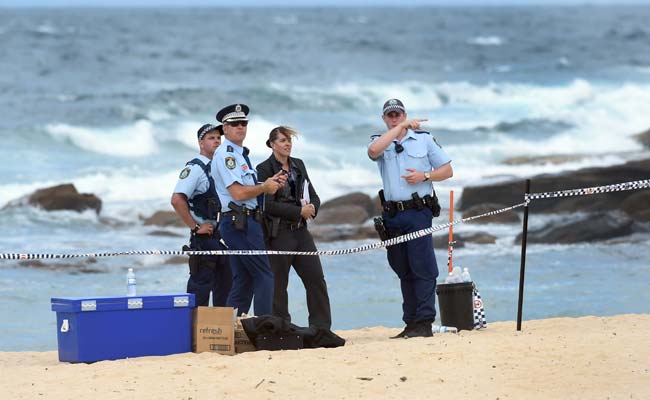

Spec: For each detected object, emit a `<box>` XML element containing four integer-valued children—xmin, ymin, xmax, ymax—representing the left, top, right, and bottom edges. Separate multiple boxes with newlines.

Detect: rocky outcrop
<box><xmin>458</xmin><ymin>158</ymin><xmax>650</xmax><ymax>221</ymax></box>
<box><xmin>320</xmin><ymin>192</ymin><xmax>375</xmax><ymax>217</ymax></box>
<box><xmin>4</xmin><ymin>184</ymin><xmax>102</xmax><ymax>214</ymax></box>
<box><xmin>514</xmin><ymin>211</ymin><xmax>646</xmax><ymax>244</ymax></box>
<box><xmin>142</xmin><ymin>211</ymin><xmax>184</xmax><ymax>227</ymax></box>
<box><xmin>634</xmin><ymin>128</ymin><xmax>650</xmax><ymax>149</ymax></box>
<box><xmin>315</xmin><ymin>205</ymin><xmax>370</xmax><ymax>225</ymax></box>
<box><xmin>310</xmin><ymin>224</ymin><xmax>376</xmax><ymax>242</ymax></box>
<box><xmin>461</xmin><ymin>204</ymin><xmax>521</xmax><ymax>224</ymax></box>
<box><xmin>18</xmin><ymin>257</ymin><xmax>103</xmax><ymax>272</ymax></box>
<box><xmin>502</xmin><ymin>154</ymin><xmax>588</xmax><ymax>166</ymax></box>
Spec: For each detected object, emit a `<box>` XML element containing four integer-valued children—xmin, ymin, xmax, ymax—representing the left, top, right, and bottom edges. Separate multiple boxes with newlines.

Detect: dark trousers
<box><xmin>268</xmin><ymin>226</ymin><xmax>332</xmax><ymax>330</ymax></box>
<box><xmin>219</xmin><ymin>216</ymin><xmax>274</xmax><ymax>316</ymax></box>
<box><xmin>186</xmin><ymin>256</ymin><xmax>232</xmax><ymax>306</ymax></box>
<box><xmin>186</xmin><ymin>232</ymin><xmax>231</xmax><ymax>307</ymax></box>
<box><xmin>383</xmin><ymin>207</ymin><xmax>439</xmax><ymax>324</ymax></box>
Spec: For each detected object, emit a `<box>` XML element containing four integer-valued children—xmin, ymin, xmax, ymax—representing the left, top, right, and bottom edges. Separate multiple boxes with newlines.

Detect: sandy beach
<box><xmin>1</xmin><ymin>314</ymin><xmax>648</xmax><ymax>399</ymax></box>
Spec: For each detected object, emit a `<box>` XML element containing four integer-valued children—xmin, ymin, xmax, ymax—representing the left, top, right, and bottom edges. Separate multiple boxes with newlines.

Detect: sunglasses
<box><xmin>227</xmin><ymin>121</ymin><xmax>248</xmax><ymax>127</ymax></box>
<box><xmin>393</xmin><ymin>142</ymin><xmax>404</xmax><ymax>153</ymax></box>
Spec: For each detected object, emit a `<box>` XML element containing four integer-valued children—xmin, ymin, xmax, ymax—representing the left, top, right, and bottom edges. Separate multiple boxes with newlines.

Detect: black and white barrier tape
<box><xmin>0</xmin><ymin>202</ymin><xmax>527</xmax><ymax>260</ymax></box>
<box><xmin>1</xmin><ymin>179</ymin><xmax>648</xmax><ymax>260</ymax></box>
<box><xmin>525</xmin><ymin>179</ymin><xmax>650</xmax><ymax>202</ymax></box>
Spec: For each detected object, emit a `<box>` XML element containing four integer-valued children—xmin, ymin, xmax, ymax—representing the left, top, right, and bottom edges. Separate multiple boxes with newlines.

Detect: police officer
<box><xmin>171</xmin><ymin>123</ymin><xmax>232</xmax><ymax>307</ymax></box>
<box><xmin>211</xmin><ymin>104</ymin><xmax>287</xmax><ymax>316</ymax></box>
<box><xmin>367</xmin><ymin>99</ymin><xmax>453</xmax><ymax>338</ymax></box>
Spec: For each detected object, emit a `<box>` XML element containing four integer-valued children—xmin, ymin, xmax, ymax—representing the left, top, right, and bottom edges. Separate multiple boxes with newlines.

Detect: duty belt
<box><xmin>382</xmin><ymin>198</ymin><xmax>420</xmax><ymax>213</ymax></box>
<box><xmin>223</xmin><ymin>207</ymin><xmax>258</xmax><ymax>218</ymax></box>
<box><xmin>279</xmin><ymin>219</ymin><xmax>304</xmax><ymax>231</ymax></box>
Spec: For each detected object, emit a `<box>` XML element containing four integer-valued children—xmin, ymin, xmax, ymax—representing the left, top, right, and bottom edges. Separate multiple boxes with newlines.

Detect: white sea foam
<box><xmin>467</xmin><ymin>36</ymin><xmax>504</xmax><ymax>46</ymax></box>
<box><xmin>46</xmin><ymin>120</ymin><xmax>159</xmax><ymax>157</ymax></box>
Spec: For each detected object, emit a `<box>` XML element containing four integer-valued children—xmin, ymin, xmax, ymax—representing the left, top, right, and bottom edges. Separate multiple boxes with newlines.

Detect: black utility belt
<box><xmin>382</xmin><ymin>198</ymin><xmax>420</xmax><ymax>212</ymax></box>
<box><xmin>223</xmin><ymin>208</ymin><xmax>258</xmax><ymax>218</ymax></box>
<box><xmin>278</xmin><ymin>219</ymin><xmax>304</xmax><ymax>231</ymax></box>
<box><xmin>379</xmin><ymin>190</ymin><xmax>441</xmax><ymax>218</ymax></box>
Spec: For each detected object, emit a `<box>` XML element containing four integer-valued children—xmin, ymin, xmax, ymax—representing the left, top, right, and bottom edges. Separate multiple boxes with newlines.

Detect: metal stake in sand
<box><xmin>446</xmin><ymin>190</ymin><xmax>454</xmax><ymax>274</ymax></box>
<box><xmin>516</xmin><ymin>179</ymin><xmax>531</xmax><ymax>331</ymax></box>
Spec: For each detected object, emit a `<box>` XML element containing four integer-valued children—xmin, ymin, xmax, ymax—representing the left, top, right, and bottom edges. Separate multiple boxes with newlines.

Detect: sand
<box><xmin>1</xmin><ymin>314</ymin><xmax>649</xmax><ymax>400</ymax></box>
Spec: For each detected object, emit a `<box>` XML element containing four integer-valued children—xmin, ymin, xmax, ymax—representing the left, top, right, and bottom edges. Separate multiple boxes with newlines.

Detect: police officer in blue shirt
<box><xmin>368</xmin><ymin>99</ymin><xmax>453</xmax><ymax>338</ymax></box>
<box><xmin>211</xmin><ymin>104</ymin><xmax>287</xmax><ymax>316</ymax></box>
<box><xmin>171</xmin><ymin>123</ymin><xmax>232</xmax><ymax>307</ymax></box>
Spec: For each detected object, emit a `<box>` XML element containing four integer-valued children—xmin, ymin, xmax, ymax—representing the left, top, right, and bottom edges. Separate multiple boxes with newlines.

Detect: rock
<box><xmin>371</xmin><ymin>195</ymin><xmax>383</xmax><ymax>216</ymax></box>
<box><xmin>463</xmin><ymin>232</ymin><xmax>498</xmax><ymax>244</ymax></box>
<box><xmin>634</xmin><ymin>128</ymin><xmax>650</xmax><ymax>149</ymax></box>
<box><xmin>320</xmin><ymin>192</ymin><xmax>375</xmax><ymax>218</ymax></box>
<box><xmin>310</xmin><ymin>224</ymin><xmax>377</xmax><ymax>242</ymax></box>
<box><xmin>502</xmin><ymin>154</ymin><xmax>587</xmax><ymax>166</ymax></box>
<box><xmin>18</xmin><ymin>257</ymin><xmax>103</xmax><ymax>273</ymax></box>
<box><xmin>143</xmin><ymin>211</ymin><xmax>184</xmax><ymax>227</ymax></box>
<box><xmin>433</xmin><ymin>234</ymin><xmax>465</xmax><ymax>249</ymax></box>
<box><xmin>4</xmin><ymin>184</ymin><xmax>102</xmax><ymax>214</ymax></box>
<box><xmin>514</xmin><ymin>211</ymin><xmax>638</xmax><ymax>244</ymax></box>
<box><xmin>461</xmin><ymin>204</ymin><xmax>521</xmax><ymax>224</ymax></box>
<box><xmin>148</xmin><ymin>230</ymin><xmax>184</xmax><ymax>237</ymax></box>
<box><xmin>458</xmin><ymin>158</ymin><xmax>650</xmax><ymax>217</ymax></box>
<box><xmin>315</xmin><ymin>205</ymin><xmax>369</xmax><ymax>225</ymax></box>
<box><xmin>619</xmin><ymin>191</ymin><xmax>650</xmax><ymax>222</ymax></box>
<box><xmin>432</xmin><ymin>232</ymin><xmax>496</xmax><ymax>248</ymax></box>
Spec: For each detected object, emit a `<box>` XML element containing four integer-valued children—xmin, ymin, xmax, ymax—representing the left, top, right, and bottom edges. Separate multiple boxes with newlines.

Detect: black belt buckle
<box><xmin>396</xmin><ymin>201</ymin><xmax>405</xmax><ymax>211</ymax></box>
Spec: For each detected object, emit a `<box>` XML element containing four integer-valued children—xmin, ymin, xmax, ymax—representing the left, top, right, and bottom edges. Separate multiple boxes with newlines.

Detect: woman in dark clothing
<box><xmin>256</xmin><ymin>126</ymin><xmax>332</xmax><ymax>331</ymax></box>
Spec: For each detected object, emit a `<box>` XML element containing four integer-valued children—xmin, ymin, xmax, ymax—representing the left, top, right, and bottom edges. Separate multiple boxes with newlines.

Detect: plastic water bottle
<box><xmin>461</xmin><ymin>267</ymin><xmax>471</xmax><ymax>282</ymax></box>
<box><xmin>126</xmin><ymin>268</ymin><xmax>137</xmax><ymax>297</ymax></box>
<box><xmin>433</xmin><ymin>325</ymin><xmax>458</xmax><ymax>334</ymax></box>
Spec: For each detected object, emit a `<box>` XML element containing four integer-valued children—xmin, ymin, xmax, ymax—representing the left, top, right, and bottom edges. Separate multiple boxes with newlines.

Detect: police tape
<box><xmin>525</xmin><ymin>179</ymin><xmax>650</xmax><ymax>202</ymax></box>
<box><xmin>1</xmin><ymin>178</ymin><xmax>649</xmax><ymax>260</ymax></box>
<box><xmin>0</xmin><ymin>202</ymin><xmax>528</xmax><ymax>260</ymax></box>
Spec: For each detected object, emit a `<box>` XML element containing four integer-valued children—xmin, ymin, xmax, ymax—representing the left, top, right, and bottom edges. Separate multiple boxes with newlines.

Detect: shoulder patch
<box><xmin>225</xmin><ymin>156</ymin><xmax>236</xmax><ymax>170</ymax></box>
<box><xmin>179</xmin><ymin>167</ymin><xmax>191</xmax><ymax>179</ymax></box>
<box><xmin>226</xmin><ymin>145</ymin><xmax>234</xmax><ymax>152</ymax></box>
<box><xmin>414</xmin><ymin>130</ymin><xmax>431</xmax><ymax>135</ymax></box>
<box><xmin>432</xmin><ymin>137</ymin><xmax>442</xmax><ymax>149</ymax></box>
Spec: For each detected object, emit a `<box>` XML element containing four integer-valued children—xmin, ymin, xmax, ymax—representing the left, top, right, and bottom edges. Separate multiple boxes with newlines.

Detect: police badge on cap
<box><xmin>382</xmin><ymin>98</ymin><xmax>406</xmax><ymax>115</ymax></box>
<box><xmin>216</xmin><ymin>103</ymin><xmax>250</xmax><ymax>123</ymax></box>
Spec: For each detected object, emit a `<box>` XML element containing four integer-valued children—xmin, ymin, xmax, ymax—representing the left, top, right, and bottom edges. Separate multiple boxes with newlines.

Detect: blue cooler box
<box><xmin>51</xmin><ymin>293</ymin><xmax>195</xmax><ymax>363</ymax></box>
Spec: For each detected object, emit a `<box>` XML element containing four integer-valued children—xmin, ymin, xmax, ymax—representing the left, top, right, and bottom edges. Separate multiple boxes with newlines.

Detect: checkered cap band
<box><xmin>222</xmin><ymin>111</ymin><xmax>248</xmax><ymax>122</ymax></box>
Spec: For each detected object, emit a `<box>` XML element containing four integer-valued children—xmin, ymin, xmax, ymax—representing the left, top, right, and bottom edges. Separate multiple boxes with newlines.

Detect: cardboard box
<box><xmin>192</xmin><ymin>307</ymin><xmax>235</xmax><ymax>355</ymax></box>
<box><xmin>235</xmin><ymin>317</ymin><xmax>257</xmax><ymax>354</ymax></box>
<box><xmin>51</xmin><ymin>293</ymin><xmax>194</xmax><ymax>363</ymax></box>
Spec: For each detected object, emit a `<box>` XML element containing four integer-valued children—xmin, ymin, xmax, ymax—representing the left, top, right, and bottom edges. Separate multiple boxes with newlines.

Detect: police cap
<box><xmin>216</xmin><ymin>103</ymin><xmax>250</xmax><ymax>123</ymax></box>
<box><xmin>382</xmin><ymin>98</ymin><xmax>406</xmax><ymax>115</ymax></box>
<box><xmin>197</xmin><ymin>124</ymin><xmax>223</xmax><ymax>140</ymax></box>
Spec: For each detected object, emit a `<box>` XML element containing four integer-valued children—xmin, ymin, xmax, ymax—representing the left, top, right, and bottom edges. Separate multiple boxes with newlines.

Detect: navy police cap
<box><xmin>197</xmin><ymin>124</ymin><xmax>223</xmax><ymax>140</ymax></box>
<box><xmin>382</xmin><ymin>98</ymin><xmax>406</xmax><ymax>115</ymax></box>
<box><xmin>216</xmin><ymin>103</ymin><xmax>250</xmax><ymax>123</ymax></box>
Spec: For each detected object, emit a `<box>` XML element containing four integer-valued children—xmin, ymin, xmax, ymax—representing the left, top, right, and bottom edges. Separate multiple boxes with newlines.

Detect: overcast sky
<box><xmin>2</xmin><ymin>0</ymin><xmax>649</xmax><ymax>7</ymax></box>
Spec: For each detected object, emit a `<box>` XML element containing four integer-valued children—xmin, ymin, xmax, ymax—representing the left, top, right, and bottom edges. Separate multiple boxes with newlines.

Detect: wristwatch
<box><xmin>191</xmin><ymin>223</ymin><xmax>201</xmax><ymax>234</ymax></box>
<box><xmin>423</xmin><ymin>171</ymin><xmax>431</xmax><ymax>182</ymax></box>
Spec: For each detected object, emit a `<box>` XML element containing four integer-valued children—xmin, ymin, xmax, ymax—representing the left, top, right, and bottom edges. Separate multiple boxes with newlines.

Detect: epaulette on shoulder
<box><xmin>370</xmin><ymin>134</ymin><xmax>380</xmax><ymax>140</ymax></box>
<box><xmin>226</xmin><ymin>145</ymin><xmax>234</xmax><ymax>152</ymax></box>
<box><xmin>413</xmin><ymin>130</ymin><xmax>430</xmax><ymax>135</ymax></box>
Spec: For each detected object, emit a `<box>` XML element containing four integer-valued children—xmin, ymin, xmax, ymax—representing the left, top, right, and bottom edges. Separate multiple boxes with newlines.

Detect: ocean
<box><xmin>0</xmin><ymin>6</ymin><xmax>649</xmax><ymax>351</ymax></box>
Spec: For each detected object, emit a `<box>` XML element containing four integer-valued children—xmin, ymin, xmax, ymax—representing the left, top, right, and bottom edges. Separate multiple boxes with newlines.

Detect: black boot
<box><xmin>390</xmin><ymin>322</ymin><xmax>416</xmax><ymax>339</ymax></box>
<box><xmin>403</xmin><ymin>320</ymin><xmax>433</xmax><ymax>338</ymax></box>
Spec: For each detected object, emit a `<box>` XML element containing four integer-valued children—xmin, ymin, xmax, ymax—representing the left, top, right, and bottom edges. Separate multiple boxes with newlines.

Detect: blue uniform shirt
<box><xmin>173</xmin><ymin>154</ymin><xmax>213</xmax><ymax>224</ymax></box>
<box><xmin>369</xmin><ymin>130</ymin><xmax>451</xmax><ymax>201</ymax></box>
<box><xmin>211</xmin><ymin>137</ymin><xmax>259</xmax><ymax>211</ymax></box>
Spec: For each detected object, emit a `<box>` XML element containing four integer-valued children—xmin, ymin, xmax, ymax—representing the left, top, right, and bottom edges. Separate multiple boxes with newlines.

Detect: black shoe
<box><xmin>403</xmin><ymin>321</ymin><xmax>433</xmax><ymax>338</ymax></box>
<box><xmin>390</xmin><ymin>323</ymin><xmax>416</xmax><ymax>339</ymax></box>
